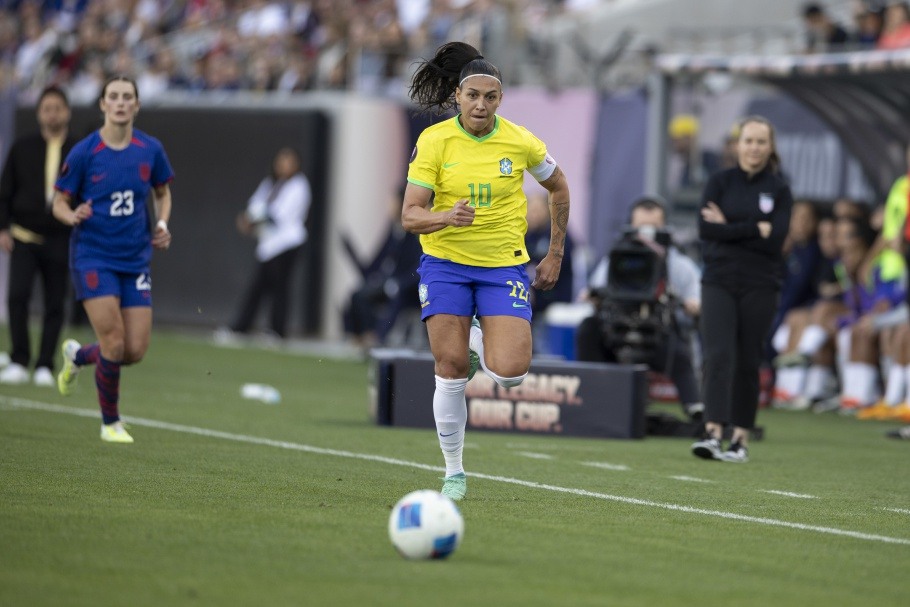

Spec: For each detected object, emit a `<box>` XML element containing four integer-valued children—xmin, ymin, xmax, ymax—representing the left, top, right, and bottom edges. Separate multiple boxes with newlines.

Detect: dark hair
<box><xmin>738</xmin><ymin>115</ymin><xmax>782</xmax><ymax>174</ymax></box>
<box><xmin>409</xmin><ymin>41</ymin><xmax>502</xmax><ymax>114</ymax></box>
<box><xmin>99</xmin><ymin>75</ymin><xmax>139</xmax><ymax>103</ymax></box>
<box><xmin>270</xmin><ymin>147</ymin><xmax>301</xmax><ymax>180</ymax></box>
<box><xmin>627</xmin><ymin>196</ymin><xmax>667</xmax><ymax>223</ymax></box>
<box><xmin>803</xmin><ymin>3</ymin><xmax>823</xmax><ymax>18</ymax></box>
<box><xmin>38</xmin><ymin>85</ymin><xmax>69</xmax><ymax>108</ymax></box>
<box><xmin>838</xmin><ymin>215</ymin><xmax>876</xmax><ymax>248</ymax></box>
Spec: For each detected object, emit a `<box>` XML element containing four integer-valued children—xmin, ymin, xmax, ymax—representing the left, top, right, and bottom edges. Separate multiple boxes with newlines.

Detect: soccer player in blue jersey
<box><xmin>52</xmin><ymin>76</ymin><xmax>174</xmax><ymax>444</ymax></box>
<box><xmin>403</xmin><ymin>42</ymin><xmax>571</xmax><ymax>500</ymax></box>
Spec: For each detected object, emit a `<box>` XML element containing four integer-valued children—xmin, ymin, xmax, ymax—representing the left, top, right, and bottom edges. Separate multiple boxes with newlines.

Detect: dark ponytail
<box><xmin>409</xmin><ymin>41</ymin><xmax>502</xmax><ymax>114</ymax></box>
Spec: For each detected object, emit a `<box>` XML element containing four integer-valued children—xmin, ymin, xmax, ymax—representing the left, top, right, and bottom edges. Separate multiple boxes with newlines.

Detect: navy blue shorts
<box><xmin>417</xmin><ymin>254</ymin><xmax>532</xmax><ymax>322</ymax></box>
<box><xmin>72</xmin><ymin>268</ymin><xmax>152</xmax><ymax>307</ymax></box>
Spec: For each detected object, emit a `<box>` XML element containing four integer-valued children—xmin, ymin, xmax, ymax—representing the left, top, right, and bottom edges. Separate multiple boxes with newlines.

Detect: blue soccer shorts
<box><xmin>72</xmin><ymin>268</ymin><xmax>153</xmax><ymax>307</ymax></box>
<box><xmin>417</xmin><ymin>254</ymin><xmax>532</xmax><ymax>322</ymax></box>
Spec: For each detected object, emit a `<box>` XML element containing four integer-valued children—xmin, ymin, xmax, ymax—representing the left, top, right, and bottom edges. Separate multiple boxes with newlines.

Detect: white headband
<box><xmin>459</xmin><ymin>73</ymin><xmax>502</xmax><ymax>88</ymax></box>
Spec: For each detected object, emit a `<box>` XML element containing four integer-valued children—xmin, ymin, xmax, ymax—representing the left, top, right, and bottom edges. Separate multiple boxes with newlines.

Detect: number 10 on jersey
<box><xmin>468</xmin><ymin>183</ymin><xmax>492</xmax><ymax>208</ymax></box>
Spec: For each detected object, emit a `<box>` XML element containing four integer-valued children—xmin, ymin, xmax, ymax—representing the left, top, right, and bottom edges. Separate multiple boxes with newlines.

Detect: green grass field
<box><xmin>1</xmin><ymin>328</ymin><xmax>908</xmax><ymax>607</ymax></box>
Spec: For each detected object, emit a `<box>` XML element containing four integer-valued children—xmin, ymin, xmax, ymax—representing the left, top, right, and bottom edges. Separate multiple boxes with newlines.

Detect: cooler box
<box><xmin>544</xmin><ymin>302</ymin><xmax>594</xmax><ymax>360</ymax></box>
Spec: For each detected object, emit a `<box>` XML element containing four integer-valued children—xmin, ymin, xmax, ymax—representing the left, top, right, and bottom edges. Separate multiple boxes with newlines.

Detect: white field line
<box><xmin>669</xmin><ymin>475</ymin><xmax>714</xmax><ymax>483</ymax></box>
<box><xmin>516</xmin><ymin>451</ymin><xmax>555</xmax><ymax>460</ymax></box>
<box><xmin>883</xmin><ymin>507</ymin><xmax>910</xmax><ymax>515</ymax></box>
<box><xmin>4</xmin><ymin>396</ymin><xmax>910</xmax><ymax>547</ymax></box>
<box><xmin>762</xmin><ymin>490</ymin><xmax>818</xmax><ymax>499</ymax></box>
<box><xmin>580</xmin><ymin>461</ymin><xmax>631</xmax><ymax>471</ymax></box>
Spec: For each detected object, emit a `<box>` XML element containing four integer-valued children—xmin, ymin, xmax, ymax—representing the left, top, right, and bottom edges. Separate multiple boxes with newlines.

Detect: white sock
<box><xmin>836</xmin><ymin>328</ymin><xmax>851</xmax><ymax>379</ymax></box>
<box><xmin>471</xmin><ymin>324</ymin><xmax>527</xmax><ymax>389</ymax></box>
<box><xmin>842</xmin><ymin>362</ymin><xmax>878</xmax><ymax>406</ymax></box>
<box><xmin>880</xmin><ymin>356</ymin><xmax>893</xmax><ymax>386</ymax></box>
<box><xmin>776</xmin><ymin>367</ymin><xmax>806</xmax><ymax>399</ymax></box>
<box><xmin>771</xmin><ymin>325</ymin><xmax>791</xmax><ymax>354</ymax></box>
<box><xmin>804</xmin><ymin>365</ymin><xmax>834</xmax><ymax>400</ymax></box>
<box><xmin>884</xmin><ymin>363</ymin><xmax>906</xmax><ymax>406</ymax></box>
<box><xmin>469</xmin><ymin>324</ymin><xmax>484</xmax><ymax>363</ymax></box>
<box><xmin>797</xmin><ymin>325</ymin><xmax>827</xmax><ymax>356</ymax></box>
<box><xmin>433</xmin><ymin>375</ymin><xmax>468</xmax><ymax>477</ymax></box>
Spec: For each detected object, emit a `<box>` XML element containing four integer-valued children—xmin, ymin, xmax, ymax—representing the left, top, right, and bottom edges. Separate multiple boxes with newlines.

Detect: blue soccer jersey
<box><xmin>56</xmin><ymin>129</ymin><xmax>174</xmax><ymax>273</ymax></box>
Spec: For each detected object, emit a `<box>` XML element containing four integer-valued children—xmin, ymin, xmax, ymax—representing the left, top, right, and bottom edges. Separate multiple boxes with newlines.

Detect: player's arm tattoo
<box><xmin>541</xmin><ymin>166</ymin><xmax>569</xmax><ymax>259</ymax></box>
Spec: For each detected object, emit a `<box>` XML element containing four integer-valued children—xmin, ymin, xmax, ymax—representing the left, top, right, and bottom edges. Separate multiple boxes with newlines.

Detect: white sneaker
<box><xmin>213</xmin><ymin>327</ymin><xmax>242</xmax><ymax>346</ymax></box>
<box><xmin>718</xmin><ymin>442</ymin><xmax>749</xmax><ymax>463</ymax></box>
<box><xmin>33</xmin><ymin>367</ymin><xmax>55</xmax><ymax>387</ymax></box>
<box><xmin>691</xmin><ymin>436</ymin><xmax>722</xmax><ymax>460</ymax></box>
<box><xmin>0</xmin><ymin>362</ymin><xmax>29</xmax><ymax>385</ymax></box>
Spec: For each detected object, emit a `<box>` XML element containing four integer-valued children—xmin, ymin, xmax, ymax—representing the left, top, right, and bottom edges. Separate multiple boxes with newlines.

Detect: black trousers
<box><xmin>700</xmin><ymin>283</ymin><xmax>778</xmax><ymax>429</ymax></box>
<box><xmin>231</xmin><ymin>246</ymin><xmax>301</xmax><ymax>338</ymax></box>
<box><xmin>575</xmin><ymin>315</ymin><xmax>701</xmax><ymax>406</ymax></box>
<box><xmin>7</xmin><ymin>237</ymin><xmax>69</xmax><ymax>371</ymax></box>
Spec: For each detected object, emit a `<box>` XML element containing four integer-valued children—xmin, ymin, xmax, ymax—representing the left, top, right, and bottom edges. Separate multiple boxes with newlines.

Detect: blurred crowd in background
<box><xmin>3</xmin><ymin>0</ymin><xmax>910</xmax><ymax>106</ymax></box>
<box><xmin>2</xmin><ymin>0</ymin><xmax>602</xmax><ymax>104</ymax></box>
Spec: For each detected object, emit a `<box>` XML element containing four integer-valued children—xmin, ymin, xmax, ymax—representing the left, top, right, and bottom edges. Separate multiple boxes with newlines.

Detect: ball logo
<box><xmin>396</xmin><ymin>503</ymin><xmax>422</xmax><ymax>530</ymax></box>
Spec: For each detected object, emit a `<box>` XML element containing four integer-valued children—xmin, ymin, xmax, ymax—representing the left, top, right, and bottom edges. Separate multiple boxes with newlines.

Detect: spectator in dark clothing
<box><xmin>770</xmin><ymin>200</ymin><xmax>822</xmax><ymax>353</ymax></box>
<box><xmin>803</xmin><ymin>2</ymin><xmax>850</xmax><ymax>53</ymax></box>
<box><xmin>525</xmin><ymin>192</ymin><xmax>574</xmax><ymax>354</ymax></box>
<box><xmin>852</xmin><ymin>3</ymin><xmax>884</xmax><ymax>47</ymax></box>
<box><xmin>667</xmin><ymin>114</ymin><xmax>722</xmax><ymax>192</ymax></box>
<box><xmin>0</xmin><ymin>86</ymin><xmax>76</xmax><ymax>387</ymax></box>
<box><xmin>814</xmin><ymin>215</ymin><xmax>842</xmax><ymax>302</ymax></box>
<box><xmin>343</xmin><ymin>192</ymin><xmax>422</xmax><ymax>350</ymax></box>
<box><xmin>691</xmin><ymin>115</ymin><xmax>793</xmax><ymax>464</ymax></box>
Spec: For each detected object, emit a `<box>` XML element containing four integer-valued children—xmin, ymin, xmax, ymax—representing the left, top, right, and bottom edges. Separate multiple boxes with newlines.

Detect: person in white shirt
<box><xmin>227</xmin><ymin>147</ymin><xmax>311</xmax><ymax>339</ymax></box>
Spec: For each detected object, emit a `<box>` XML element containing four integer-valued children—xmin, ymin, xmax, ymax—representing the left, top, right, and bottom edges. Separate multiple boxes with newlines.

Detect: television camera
<box><xmin>593</xmin><ymin>226</ymin><xmax>679</xmax><ymax>365</ymax></box>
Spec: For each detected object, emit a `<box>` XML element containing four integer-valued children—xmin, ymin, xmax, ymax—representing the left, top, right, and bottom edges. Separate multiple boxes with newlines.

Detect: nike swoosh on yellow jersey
<box><xmin>443</xmin><ymin>162</ymin><xmax>460</xmax><ymax>169</ymax></box>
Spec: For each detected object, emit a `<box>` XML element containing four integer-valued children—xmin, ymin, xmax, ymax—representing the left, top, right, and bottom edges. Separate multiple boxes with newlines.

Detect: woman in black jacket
<box><xmin>692</xmin><ymin>116</ymin><xmax>793</xmax><ymax>463</ymax></box>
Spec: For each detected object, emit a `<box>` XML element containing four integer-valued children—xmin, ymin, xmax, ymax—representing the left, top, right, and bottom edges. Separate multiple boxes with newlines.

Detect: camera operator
<box><xmin>575</xmin><ymin>197</ymin><xmax>704</xmax><ymax>421</ymax></box>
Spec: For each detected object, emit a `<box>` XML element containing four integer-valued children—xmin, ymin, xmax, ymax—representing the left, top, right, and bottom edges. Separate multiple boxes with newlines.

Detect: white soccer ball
<box><xmin>388</xmin><ymin>489</ymin><xmax>464</xmax><ymax>560</ymax></box>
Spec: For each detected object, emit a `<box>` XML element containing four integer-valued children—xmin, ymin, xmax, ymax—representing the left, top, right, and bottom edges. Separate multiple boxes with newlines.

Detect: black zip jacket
<box><xmin>0</xmin><ymin>132</ymin><xmax>77</xmax><ymax>238</ymax></box>
<box><xmin>698</xmin><ymin>164</ymin><xmax>793</xmax><ymax>289</ymax></box>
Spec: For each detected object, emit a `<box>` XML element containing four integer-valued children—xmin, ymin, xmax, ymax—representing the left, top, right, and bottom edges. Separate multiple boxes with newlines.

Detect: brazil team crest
<box><xmin>499</xmin><ymin>158</ymin><xmax>513</xmax><ymax>175</ymax></box>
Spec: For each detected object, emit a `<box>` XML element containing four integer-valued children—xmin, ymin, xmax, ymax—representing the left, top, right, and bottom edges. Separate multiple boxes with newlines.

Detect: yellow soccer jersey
<box><xmin>407</xmin><ymin>115</ymin><xmax>549</xmax><ymax>267</ymax></box>
<box><xmin>878</xmin><ymin>174</ymin><xmax>908</xmax><ymax>282</ymax></box>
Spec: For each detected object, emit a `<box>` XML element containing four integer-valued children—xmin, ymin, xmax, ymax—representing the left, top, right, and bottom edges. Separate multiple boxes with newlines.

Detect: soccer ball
<box><xmin>388</xmin><ymin>489</ymin><xmax>464</xmax><ymax>559</ymax></box>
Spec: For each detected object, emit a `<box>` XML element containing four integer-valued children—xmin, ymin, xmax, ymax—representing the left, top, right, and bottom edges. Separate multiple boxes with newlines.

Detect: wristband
<box><xmin>157</xmin><ymin>219</ymin><xmax>169</xmax><ymax>232</ymax></box>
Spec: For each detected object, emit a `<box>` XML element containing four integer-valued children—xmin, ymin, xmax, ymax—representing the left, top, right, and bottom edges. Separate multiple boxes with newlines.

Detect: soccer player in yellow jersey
<box><xmin>402</xmin><ymin>42</ymin><xmax>571</xmax><ymax>500</ymax></box>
